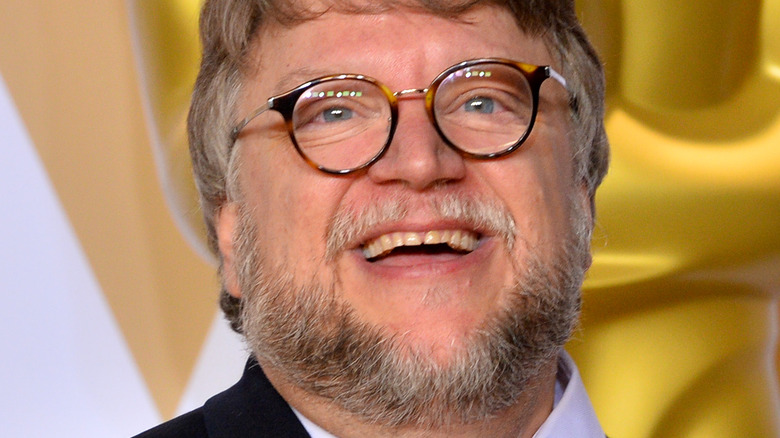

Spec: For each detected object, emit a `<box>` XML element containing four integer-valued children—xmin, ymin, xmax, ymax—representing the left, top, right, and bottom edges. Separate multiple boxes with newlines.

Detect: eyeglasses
<box><xmin>230</xmin><ymin>58</ymin><xmax>567</xmax><ymax>174</ymax></box>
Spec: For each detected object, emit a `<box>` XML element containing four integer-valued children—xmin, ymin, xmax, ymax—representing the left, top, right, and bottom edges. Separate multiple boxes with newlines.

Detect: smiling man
<box><xmin>135</xmin><ymin>0</ymin><xmax>609</xmax><ymax>437</ymax></box>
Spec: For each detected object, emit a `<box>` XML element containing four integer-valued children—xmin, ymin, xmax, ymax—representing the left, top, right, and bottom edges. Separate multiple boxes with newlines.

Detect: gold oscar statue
<box><xmin>129</xmin><ymin>1</ymin><xmax>780</xmax><ymax>436</ymax></box>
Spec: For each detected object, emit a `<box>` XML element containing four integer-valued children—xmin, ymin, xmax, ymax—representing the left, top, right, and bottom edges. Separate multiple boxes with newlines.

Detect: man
<box><xmin>136</xmin><ymin>0</ymin><xmax>609</xmax><ymax>436</ymax></box>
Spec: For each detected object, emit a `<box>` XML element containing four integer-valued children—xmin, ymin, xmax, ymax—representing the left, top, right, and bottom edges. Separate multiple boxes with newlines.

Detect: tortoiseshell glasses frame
<box><xmin>230</xmin><ymin>58</ymin><xmax>567</xmax><ymax>174</ymax></box>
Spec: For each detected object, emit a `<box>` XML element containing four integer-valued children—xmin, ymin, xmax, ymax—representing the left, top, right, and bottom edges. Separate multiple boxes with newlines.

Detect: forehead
<box><xmin>242</xmin><ymin>5</ymin><xmax>555</xmax><ymax>97</ymax></box>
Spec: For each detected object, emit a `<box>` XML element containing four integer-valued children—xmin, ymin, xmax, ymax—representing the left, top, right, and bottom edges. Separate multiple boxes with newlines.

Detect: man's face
<box><xmin>219</xmin><ymin>3</ymin><xmax>590</xmax><ymax>425</ymax></box>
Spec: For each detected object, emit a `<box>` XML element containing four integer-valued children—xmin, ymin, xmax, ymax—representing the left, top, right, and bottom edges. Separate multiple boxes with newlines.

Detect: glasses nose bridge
<box><xmin>391</xmin><ymin>87</ymin><xmax>434</xmax><ymax>128</ymax></box>
<box><xmin>393</xmin><ymin>88</ymin><xmax>429</xmax><ymax>100</ymax></box>
<box><xmin>388</xmin><ymin>86</ymin><xmax>437</xmax><ymax>138</ymax></box>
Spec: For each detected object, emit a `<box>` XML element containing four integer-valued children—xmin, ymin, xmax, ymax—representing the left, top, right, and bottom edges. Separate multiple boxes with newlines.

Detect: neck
<box><xmin>262</xmin><ymin>357</ymin><xmax>559</xmax><ymax>438</ymax></box>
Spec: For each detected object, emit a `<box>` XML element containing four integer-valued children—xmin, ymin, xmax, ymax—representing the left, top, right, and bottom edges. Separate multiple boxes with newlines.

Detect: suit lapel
<box><xmin>202</xmin><ymin>358</ymin><xmax>311</xmax><ymax>438</ymax></box>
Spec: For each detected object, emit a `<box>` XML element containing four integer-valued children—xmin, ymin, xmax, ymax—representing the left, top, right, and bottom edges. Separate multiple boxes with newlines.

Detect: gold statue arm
<box><xmin>129</xmin><ymin>0</ymin><xmax>211</xmax><ymax>261</ymax></box>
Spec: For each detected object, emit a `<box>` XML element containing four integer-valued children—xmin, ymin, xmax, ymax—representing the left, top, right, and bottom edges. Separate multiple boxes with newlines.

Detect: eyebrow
<box><xmin>270</xmin><ymin>67</ymin><xmax>335</xmax><ymax>95</ymax></box>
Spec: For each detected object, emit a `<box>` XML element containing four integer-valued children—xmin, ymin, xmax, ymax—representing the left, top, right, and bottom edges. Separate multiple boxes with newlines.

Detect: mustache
<box><xmin>325</xmin><ymin>193</ymin><xmax>516</xmax><ymax>261</ymax></box>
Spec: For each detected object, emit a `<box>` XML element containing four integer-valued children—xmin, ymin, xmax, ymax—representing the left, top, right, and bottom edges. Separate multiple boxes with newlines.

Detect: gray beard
<box><xmin>235</xmin><ymin>194</ymin><xmax>590</xmax><ymax>429</ymax></box>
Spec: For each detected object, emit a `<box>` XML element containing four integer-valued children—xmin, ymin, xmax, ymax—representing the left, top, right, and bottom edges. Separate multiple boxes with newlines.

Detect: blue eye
<box><xmin>464</xmin><ymin>97</ymin><xmax>494</xmax><ymax>113</ymax></box>
<box><xmin>323</xmin><ymin>107</ymin><xmax>353</xmax><ymax>122</ymax></box>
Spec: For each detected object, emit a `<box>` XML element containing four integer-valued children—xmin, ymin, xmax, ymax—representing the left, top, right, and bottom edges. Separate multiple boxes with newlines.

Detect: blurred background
<box><xmin>1</xmin><ymin>1</ymin><xmax>778</xmax><ymax>437</ymax></box>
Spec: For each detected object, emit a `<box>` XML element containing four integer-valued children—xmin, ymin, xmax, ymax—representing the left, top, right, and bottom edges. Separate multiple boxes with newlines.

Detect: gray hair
<box><xmin>187</xmin><ymin>0</ymin><xmax>609</xmax><ymax>333</ymax></box>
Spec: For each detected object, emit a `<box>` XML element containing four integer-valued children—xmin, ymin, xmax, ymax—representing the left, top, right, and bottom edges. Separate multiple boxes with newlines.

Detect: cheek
<box><xmin>236</xmin><ymin>149</ymin><xmax>295</xmax><ymax>260</ymax></box>
<box><xmin>499</xmin><ymin>166</ymin><xmax>554</xmax><ymax>244</ymax></box>
<box><xmin>484</xmin><ymin>137</ymin><xmax>575</xmax><ymax>254</ymax></box>
<box><xmin>239</xmin><ymin>147</ymin><xmax>349</xmax><ymax>269</ymax></box>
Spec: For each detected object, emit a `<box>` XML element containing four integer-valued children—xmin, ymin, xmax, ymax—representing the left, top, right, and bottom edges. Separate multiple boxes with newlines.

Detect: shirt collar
<box><xmin>532</xmin><ymin>350</ymin><xmax>605</xmax><ymax>438</ymax></box>
<box><xmin>293</xmin><ymin>406</ymin><xmax>335</xmax><ymax>438</ymax></box>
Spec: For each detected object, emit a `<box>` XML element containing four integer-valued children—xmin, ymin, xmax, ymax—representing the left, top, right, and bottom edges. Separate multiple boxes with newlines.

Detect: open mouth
<box><xmin>362</xmin><ymin>230</ymin><xmax>479</xmax><ymax>262</ymax></box>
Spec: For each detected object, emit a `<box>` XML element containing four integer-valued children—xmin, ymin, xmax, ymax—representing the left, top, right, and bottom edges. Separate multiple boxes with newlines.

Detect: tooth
<box><xmin>461</xmin><ymin>232</ymin><xmax>473</xmax><ymax>250</ymax></box>
<box><xmin>448</xmin><ymin>230</ymin><xmax>462</xmax><ymax>249</ymax></box>
<box><xmin>440</xmin><ymin>230</ymin><xmax>452</xmax><ymax>243</ymax></box>
<box><xmin>405</xmin><ymin>232</ymin><xmax>422</xmax><ymax>246</ymax></box>
<box><xmin>392</xmin><ymin>232</ymin><xmax>404</xmax><ymax>248</ymax></box>
<box><xmin>424</xmin><ymin>231</ymin><xmax>440</xmax><ymax>244</ymax></box>
<box><xmin>363</xmin><ymin>241</ymin><xmax>374</xmax><ymax>259</ymax></box>
<box><xmin>468</xmin><ymin>233</ymin><xmax>478</xmax><ymax>250</ymax></box>
<box><xmin>380</xmin><ymin>234</ymin><xmax>393</xmax><ymax>253</ymax></box>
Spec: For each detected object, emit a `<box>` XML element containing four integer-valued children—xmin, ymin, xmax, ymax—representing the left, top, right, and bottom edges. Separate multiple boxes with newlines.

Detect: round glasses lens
<box><xmin>433</xmin><ymin>63</ymin><xmax>534</xmax><ymax>155</ymax></box>
<box><xmin>291</xmin><ymin>78</ymin><xmax>392</xmax><ymax>172</ymax></box>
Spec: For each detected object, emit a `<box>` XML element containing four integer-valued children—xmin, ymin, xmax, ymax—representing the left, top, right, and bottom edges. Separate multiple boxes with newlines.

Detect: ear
<box><xmin>216</xmin><ymin>202</ymin><xmax>241</xmax><ymax>298</ymax></box>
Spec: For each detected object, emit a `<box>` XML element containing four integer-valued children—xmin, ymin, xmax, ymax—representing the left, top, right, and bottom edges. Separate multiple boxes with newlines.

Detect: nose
<box><xmin>367</xmin><ymin>92</ymin><xmax>466</xmax><ymax>190</ymax></box>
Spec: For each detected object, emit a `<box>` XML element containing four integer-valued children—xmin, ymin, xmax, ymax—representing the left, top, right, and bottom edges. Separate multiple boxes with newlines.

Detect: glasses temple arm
<box><xmin>231</xmin><ymin>102</ymin><xmax>272</xmax><ymax>141</ymax></box>
<box><xmin>547</xmin><ymin>67</ymin><xmax>567</xmax><ymax>90</ymax></box>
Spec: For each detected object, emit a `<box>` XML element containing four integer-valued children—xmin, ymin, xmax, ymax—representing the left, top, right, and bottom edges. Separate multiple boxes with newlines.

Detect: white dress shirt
<box><xmin>531</xmin><ymin>351</ymin><xmax>604</xmax><ymax>437</ymax></box>
<box><xmin>294</xmin><ymin>350</ymin><xmax>604</xmax><ymax>438</ymax></box>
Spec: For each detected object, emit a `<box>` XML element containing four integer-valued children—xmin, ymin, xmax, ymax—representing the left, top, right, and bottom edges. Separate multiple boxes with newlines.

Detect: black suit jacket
<box><xmin>133</xmin><ymin>358</ymin><xmax>311</xmax><ymax>438</ymax></box>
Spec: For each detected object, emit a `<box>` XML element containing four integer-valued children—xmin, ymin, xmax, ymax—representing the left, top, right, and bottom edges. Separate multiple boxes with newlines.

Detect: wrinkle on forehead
<box><xmin>244</xmin><ymin>5</ymin><xmax>557</xmax><ymax>80</ymax></box>
<box><xmin>261</xmin><ymin>0</ymin><xmax>488</xmax><ymax>26</ymax></box>
<box><xmin>244</xmin><ymin>0</ymin><xmax>562</xmax><ymax>71</ymax></box>
<box><xmin>253</xmin><ymin>0</ymin><xmax>560</xmax><ymax>44</ymax></box>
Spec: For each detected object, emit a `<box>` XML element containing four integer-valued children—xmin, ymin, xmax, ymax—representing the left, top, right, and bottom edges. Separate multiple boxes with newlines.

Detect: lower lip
<box><xmin>349</xmin><ymin>238</ymin><xmax>495</xmax><ymax>279</ymax></box>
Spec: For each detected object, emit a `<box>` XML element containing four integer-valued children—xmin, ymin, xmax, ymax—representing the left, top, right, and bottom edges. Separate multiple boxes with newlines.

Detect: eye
<box><xmin>439</xmin><ymin>88</ymin><xmax>517</xmax><ymax>118</ymax></box>
<box><xmin>294</xmin><ymin>98</ymin><xmax>363</xmax><ymax>129</ymax></box>
<box><xmin>294</xmin><ymin>89</ymin><xmax>374</xmax><ymax>130</ymax></box>
<box><xmin>322</xmin><ymin>107</ymin><xmax>353</xmax><ymax>122</ymax></box>
<box><xmin>464</xmin><ymin>96</ymin><xmax>495</xmax><ymax>114</ymax></box>
<box><xmin>291</xmin><ymin>79</ymin><xmax>389</xmax><ymax>141</ymax></box>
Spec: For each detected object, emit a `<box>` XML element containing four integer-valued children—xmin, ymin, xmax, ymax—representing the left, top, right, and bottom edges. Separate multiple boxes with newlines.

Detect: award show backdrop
<box><xmin>1</xmin><ymin>1</ymin><xmax>779</xmax><ymax>437</ymax></box>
